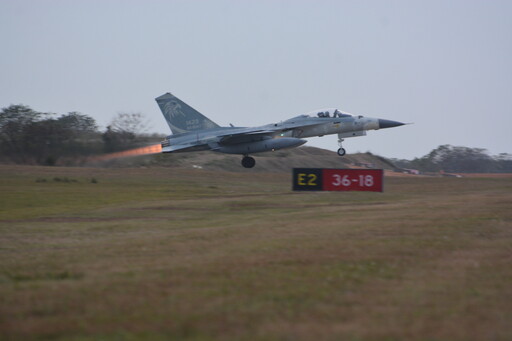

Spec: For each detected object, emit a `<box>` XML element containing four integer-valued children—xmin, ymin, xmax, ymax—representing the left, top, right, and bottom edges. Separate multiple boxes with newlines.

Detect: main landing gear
<box><xmin>241</xmin><ymin>155</ymin><xmax>255</xmax><ymax>168</ymax></box>
<box><xmin>337</xmin><ymin>135</ymin><xmax>346</xmax><ymax>156</ymax></box>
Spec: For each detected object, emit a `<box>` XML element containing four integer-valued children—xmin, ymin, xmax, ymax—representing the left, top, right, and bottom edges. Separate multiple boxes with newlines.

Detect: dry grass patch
<box><xmin>0</xmin><ymin>165</ymin><xmax>511</xmax><ymax>340</ymax></box>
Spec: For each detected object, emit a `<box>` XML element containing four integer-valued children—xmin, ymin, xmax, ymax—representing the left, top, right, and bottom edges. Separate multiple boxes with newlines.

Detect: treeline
<box><xmin>0</xmin><ymin>104</ymin><xmax>162</xmax><ymax>165</ymax></box>
<box><xmin>392</xmin><ymin>145</ymin><xmax>512</xmax><ymax>173</ymax></box>
<box><xmin>2</xmin><ymin>104</ymin><xmax>511</xmax><ymax>173</ymax></box>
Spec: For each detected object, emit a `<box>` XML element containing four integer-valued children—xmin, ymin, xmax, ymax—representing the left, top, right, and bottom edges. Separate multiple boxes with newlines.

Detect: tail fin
<box><xmin>155</xmin><ymin>93</ymin><xmax>220</xmax><ymax>134</ymax></box>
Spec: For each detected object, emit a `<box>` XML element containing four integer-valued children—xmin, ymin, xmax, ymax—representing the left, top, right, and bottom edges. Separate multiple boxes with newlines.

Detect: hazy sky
<box><xmin>1</xmin><ymin>0</ymin><xmax>511</xmax><ymax>159</ymax></box>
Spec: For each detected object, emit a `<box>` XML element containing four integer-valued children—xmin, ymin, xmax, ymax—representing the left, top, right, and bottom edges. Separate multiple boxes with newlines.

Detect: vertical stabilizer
<box><xmin>155</xmin><ymin>93</ymin><xmax>220</xmax><ymax>134</ymax></box>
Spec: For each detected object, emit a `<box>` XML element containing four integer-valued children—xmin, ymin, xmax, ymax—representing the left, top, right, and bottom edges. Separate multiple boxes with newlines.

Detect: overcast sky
<box><xmin>1</xmin><ymin>0</ymin><xmax>511</xmax><ymax>159</ymax></box>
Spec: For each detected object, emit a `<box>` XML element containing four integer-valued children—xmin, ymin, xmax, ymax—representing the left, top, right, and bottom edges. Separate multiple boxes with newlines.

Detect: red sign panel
<box><xmin>323</xmin><ymin>169</ymin><xmax>383</xmax><ymax>192</ymax></box>
<box><xmin>292</xmin><ymin>168</ymin><xmax>383</xmax><ymax>192</ymax></box>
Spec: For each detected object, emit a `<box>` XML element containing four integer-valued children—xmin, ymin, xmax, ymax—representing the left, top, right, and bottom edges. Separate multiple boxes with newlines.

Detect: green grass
<box><xmin>0</xmin><ymin>165</ymin><xmax>511</xmax><ymax>340</ymax></box>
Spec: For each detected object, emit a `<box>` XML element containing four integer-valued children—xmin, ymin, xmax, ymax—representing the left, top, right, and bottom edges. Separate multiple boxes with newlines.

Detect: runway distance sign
<box><xmin>292</xmin><ymin>168</ymin><xmax>383</xmax><ymax>192</ymax></box>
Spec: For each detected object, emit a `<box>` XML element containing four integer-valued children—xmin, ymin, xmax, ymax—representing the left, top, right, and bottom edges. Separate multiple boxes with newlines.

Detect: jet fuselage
<box><xmin>156</xmin><ymin>93</ymin><xmax>405</xmax><ymax>168</ymax></box>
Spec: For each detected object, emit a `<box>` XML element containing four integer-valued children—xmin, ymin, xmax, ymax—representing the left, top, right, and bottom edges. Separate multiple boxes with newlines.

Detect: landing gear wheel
<box><xmin>337</xmin><ymin>135</ymin><xmax>346</xmax><ymax>157</ymax></box>
<box><xmin>241</xmin><ymin>156</ymin><xmax>256</xmax><ymax>168</ymax></box>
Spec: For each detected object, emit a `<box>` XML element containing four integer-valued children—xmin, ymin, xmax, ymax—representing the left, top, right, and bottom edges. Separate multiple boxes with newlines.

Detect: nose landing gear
<box><xmin>337</xmin><ymin>135</ymin><xmax>346</xmax><ymax>156</ymax></box>
<box><xmin>241</xmin><ymin>155</ymin><xmax>256</xmax><ymax>168</ymax></box>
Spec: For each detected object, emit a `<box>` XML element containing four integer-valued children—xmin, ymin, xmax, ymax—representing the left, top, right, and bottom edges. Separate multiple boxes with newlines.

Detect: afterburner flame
<box><xmin>90</xmin><ymin>144</ymin><xmax>162</xmax><ymax>162</ymax></box>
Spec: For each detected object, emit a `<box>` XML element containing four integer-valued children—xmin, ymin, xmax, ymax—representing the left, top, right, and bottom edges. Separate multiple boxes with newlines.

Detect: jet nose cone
<box><xmin>378</xmin><ymin>119</ymin><xmax>405</xmax><ymax>129</ymax></box>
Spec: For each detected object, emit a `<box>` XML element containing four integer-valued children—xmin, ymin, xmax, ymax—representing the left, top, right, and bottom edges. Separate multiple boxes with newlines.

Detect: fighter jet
<box><xmin>156</xmin><ymin>93</ymin><xmax>405</xmax><ymax>168</ymax></box>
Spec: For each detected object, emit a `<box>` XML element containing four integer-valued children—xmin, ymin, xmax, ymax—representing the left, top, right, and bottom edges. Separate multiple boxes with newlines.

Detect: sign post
<box><xmin>293</xmin><ymin>168</ymin><xmax>383</xmax><ymax>192</ymax></box>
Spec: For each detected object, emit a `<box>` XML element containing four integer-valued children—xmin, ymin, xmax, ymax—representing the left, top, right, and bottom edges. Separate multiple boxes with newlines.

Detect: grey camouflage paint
<box><xmin>156</xmin><ymin>93</ymin><xmax>220</xmax><ymax>134</ymax></box>
<box><xmin>155</xmin><ymin>93</ymin><xmax>405</xmax><ymax>155</ymax></box>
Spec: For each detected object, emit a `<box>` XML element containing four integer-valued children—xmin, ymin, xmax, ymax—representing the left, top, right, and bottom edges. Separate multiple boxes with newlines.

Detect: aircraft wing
<box><xmin>163</xmin><ymin>129</ymin><xmax>276</xmax><ymax>153</ymax></box>
<box><xmin>218</xmin><ymin>130</ymin><xmax>276</xmax><ymax>145</ymax></box>
<box><xmin>217</xmin><ymin>120</ymin><xmax>331</xmax><ymax>145</ymax></box>
<box><xmin>163</xmin><ymin>120</ymin><xmax>329</xmax><ymax>153</ymax></box>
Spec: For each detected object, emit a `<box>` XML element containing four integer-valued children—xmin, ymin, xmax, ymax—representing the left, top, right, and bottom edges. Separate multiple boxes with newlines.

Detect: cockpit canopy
<box><xmin>311</xmin><ymin>108</ymin><xmax>352</xmax><ymax>118</ymax></box>
<box><xmin>283</xmin><ymin>109</ymin><xmax>354</xmax><ymax>123</ymax></box>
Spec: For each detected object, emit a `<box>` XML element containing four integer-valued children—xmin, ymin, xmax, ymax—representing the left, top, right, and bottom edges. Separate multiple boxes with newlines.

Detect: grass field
<box><xmin>1</xmin><ymin>165</ymin><xmax>511</xmax><ymax>341</ymax></box>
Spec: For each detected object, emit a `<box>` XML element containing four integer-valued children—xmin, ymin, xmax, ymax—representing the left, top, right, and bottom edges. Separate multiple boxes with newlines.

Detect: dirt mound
<box><xmin>92</xmin><ymin>146</ymin><xmax>399</xmax><ymax>173</ymax></box>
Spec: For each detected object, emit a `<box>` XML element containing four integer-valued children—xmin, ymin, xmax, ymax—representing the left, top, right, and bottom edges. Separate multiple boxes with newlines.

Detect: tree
<box><xmin>405</xmin><ymin>145</ymin><xmax>504</xmax><ymax>173</ymax></box>
<box><xmin>102</xmin><ymin>125</ymin><xmax>136</xmax><ymax>152</ymax></box>
<box><xmin>23</xmin><ymin>117</ymin><xmax>68</xmax><ymax>165</ymax></box>
<box><xmin>55</xmin><ymin>112</ymin><xmax>102</xmax><ymax>157</ymax></box>
<box><xmin>0</xmin><ymin>105</ymin><xmax>47</xmax><ymax>162</ymax></box>
<box><xmin>0</xmin><ymin>105</ymin><xmax>101</xmax><ymax>164</ymax></box>
<box><xmin>102</xmin><ymin>113</ymin><xmax>150</xmax><ymax>152</ymax></box>
<box><xmin>109</xmin><ymin>112</ymin><xmax>149</xmax><ymax>135</ymax></box>
<box><xmin>57</xmin><ymin>112</ymin><xmax>98</xmax><ymax>134</ymax></box>
<box><xmin>494</xmin><ymin>153</ymin><xmax>512</xmax><ymax>173</ymax></box>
